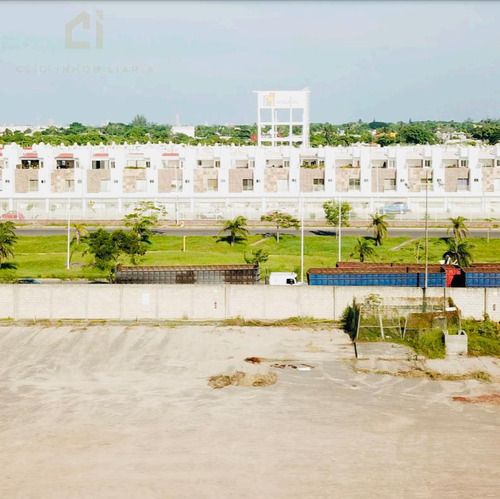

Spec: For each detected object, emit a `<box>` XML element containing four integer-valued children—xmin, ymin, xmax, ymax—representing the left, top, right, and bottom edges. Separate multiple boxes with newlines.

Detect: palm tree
<box><xmin>442</xmin><ymin>238</ymin><xmax>474</xmax><ymax>267</ymax></box>
<box><xmin>218</xmin><ymin>216</ymin><xmax>250</xmax><ymax>246</ymax></box>
<box><xmin>350</xmin><ymin>237</ymin><xmax>376</xmax><ymax>262</ymax></box>
<box><xmin>70</xmin><ymin>223</ymin><xmax>89</xmax><ymax>263</ymax></box>
<box><xmin>72</xmin><ymin>223</ymin><xmax>89</xmax><ymax>246</ymax></box>
<box><xmin>0</xmin><ymin>221</ymin><xmax>18</xmax><ymax>267</ymax></box>
<box><xmin>369</xmin><ymin>214</ymin><xmax>388</xmax><ymax>246</ymax></box>
<box><xmin>448</xmin><ymin>216</ymin><xmax>469</xmax><ymax>241</ymax></box>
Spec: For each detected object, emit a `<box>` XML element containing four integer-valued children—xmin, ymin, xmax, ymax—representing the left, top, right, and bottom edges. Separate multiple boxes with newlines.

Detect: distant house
<box><xmin>171</xmin><ymin>125</ymin><xmax>195</xmax><ymax>138</ymax></box>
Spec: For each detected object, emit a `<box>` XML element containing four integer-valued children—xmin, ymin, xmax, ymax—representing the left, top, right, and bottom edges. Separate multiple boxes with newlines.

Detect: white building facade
<box><xmin>0</xmin><ymin>142</ymin><xmax>500</xmax><ymax>221</ymax></box>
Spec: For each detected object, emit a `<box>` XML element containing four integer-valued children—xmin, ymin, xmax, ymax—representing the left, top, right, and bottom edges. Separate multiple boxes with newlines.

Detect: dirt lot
<box><xmin>0</xmin><ymin>324</ymin><xmax>498</xmax><ymax>498</ymax></box>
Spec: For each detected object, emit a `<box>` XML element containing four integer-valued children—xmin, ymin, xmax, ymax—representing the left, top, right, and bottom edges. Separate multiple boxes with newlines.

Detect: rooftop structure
<box><xmin>254</xmin><ymin>89</ymin><xmax>310</xmax><ymax>148</ymax></box>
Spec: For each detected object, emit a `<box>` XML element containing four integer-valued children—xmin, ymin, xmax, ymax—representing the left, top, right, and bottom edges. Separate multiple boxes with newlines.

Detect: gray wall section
<box><xmin>1</xmin><ymin>285</ymin><xmax>499</xmax><ymax>321</ymax></box>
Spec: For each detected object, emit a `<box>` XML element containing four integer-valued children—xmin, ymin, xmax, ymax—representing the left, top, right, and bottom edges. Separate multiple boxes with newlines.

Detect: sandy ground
<box><xmin>0</xmin><ymin>324</ymin><xmax>498</xmax><ymax>499</ymax></box>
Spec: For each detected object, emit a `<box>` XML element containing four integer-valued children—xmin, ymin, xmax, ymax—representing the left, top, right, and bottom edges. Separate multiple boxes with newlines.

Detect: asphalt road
<box><xmin>15</xmin><ymin>226</ymin><xmax>500</xmax><ymax>238</ymax></box>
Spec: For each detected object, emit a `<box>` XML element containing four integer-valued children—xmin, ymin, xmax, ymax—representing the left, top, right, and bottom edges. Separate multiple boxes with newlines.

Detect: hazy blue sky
<box><xmin>0</xmin><ymin>1</ymin><xmax>499</xmax><ymax>126</ymax></box>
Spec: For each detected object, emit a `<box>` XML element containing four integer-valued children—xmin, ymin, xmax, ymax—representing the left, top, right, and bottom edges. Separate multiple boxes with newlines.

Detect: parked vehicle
<box><xmin>2</xmin><ymin>210</ymin><xmax>24</xmax><ymax>220</ymax></box>
<box><xmin>380</xmin><ymin>202</ymin><xmax>408</xmax><ymax>214</ymax></box>
<box><xmin>200</xmin><ymin>211</ymin><xmax>224</xmax><ymax>220</ymax></box>
<box><xmin>269</xmin><ymin>272</ymin><xmax>299</xmax><ymax>285</ymax></box>
<box><xmin>114</xmin><ymin>264</ymin><xmax>260</xmax><ymax>284</ymax></box>
<box><xmin>17</xmin><ymin>278</ymin><xmax>41</xmax><ymax>284</ymax></box>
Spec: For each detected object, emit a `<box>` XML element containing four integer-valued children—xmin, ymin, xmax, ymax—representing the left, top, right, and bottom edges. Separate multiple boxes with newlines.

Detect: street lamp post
<box><xmin>338</xmin><ymin>193</ymin><xmax>342</xmax><ymax>262</ymax></box>
<box><xmin>175</xmin><ymin>164</ymin><xmax>179</xmax><ymax>225</ymax></box>
<box><xmin>66</xmin><ymin>184</ymin><xmax>73</xmax><ymax>270</ymax></box>
<box><xmin>423</xmin><ymin>169</ymin><xmax>430</xmax><ymax>308</ymax></box>
<box><xmin>300</xmin><ymin>195</ymin><xmax>305</xmax><ymax>284</ymax></box>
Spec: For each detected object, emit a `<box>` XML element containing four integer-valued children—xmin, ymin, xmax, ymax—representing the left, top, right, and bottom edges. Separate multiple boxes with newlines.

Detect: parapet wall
<box><xmin>0</xmin><ymin>285</ymin><xmax>498</xmax><ymax>321</ymax></box>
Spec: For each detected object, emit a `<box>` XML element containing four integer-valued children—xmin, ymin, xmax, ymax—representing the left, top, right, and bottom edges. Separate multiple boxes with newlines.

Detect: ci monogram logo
<box><xmin>65</xmin><ymin>10</ymin><xmax>103</xmax><ymax>49</ymax></box>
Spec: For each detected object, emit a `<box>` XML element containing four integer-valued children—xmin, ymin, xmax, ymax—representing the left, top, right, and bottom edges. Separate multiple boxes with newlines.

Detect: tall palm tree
<box><xmin>448</xmin><ymin>216</ymin><xmax>469</xmax><ymax>241</ymax></box>
<box><xmin>218</xmin><ymin>216</ymin><xmax>250</xmax><ymax>246</ymax></box>
<box><xmin>350</xmin><ymin>237</ymin><xmax>376</xmax><ymax>262</ymax></box>
<box><xmin>369</xmin><ymin>214</ymin><xmax>388</xmax><ymax>246</ymax></box>
<box><xmin>0</xmin><ymin>221</ymin><xmax>18</xmax><ymax>267</ymax></box>
<box><xmin>443</xmin><ymin>238</ymin><xmax>474</xmax><ymax>268</ymax></box>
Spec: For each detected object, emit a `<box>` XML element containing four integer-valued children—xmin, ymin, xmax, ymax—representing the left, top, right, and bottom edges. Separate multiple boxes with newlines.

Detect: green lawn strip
<box><xmin>2</xmin><ymin>235</ymin><xmax>500</xmax><ymax>280</ymax></box>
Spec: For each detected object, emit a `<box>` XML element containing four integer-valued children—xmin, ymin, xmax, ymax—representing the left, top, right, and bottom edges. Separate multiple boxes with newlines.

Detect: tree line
<box><xmin>2</xmin><ymin>115</ymin><xmax>500</xmax><ymax>147</ymax></box>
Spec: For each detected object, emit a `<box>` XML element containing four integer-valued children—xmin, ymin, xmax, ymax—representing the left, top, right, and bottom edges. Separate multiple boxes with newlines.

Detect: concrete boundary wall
<box><xmin>0</xmin><ymin>285</ymin><xmax>498</xmax><ymax>321</ymax></box>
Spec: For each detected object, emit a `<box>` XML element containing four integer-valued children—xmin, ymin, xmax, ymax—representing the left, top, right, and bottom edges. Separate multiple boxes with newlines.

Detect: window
<box><xmin>171</xmin><ymin>179</ymin><xmax>183</xmax><ymax>192</ymax></box>
<box><xmin>388</xmin><ymin>160</ymin><xmax>396</xmax><ymax>169</ymax></box>
<box><xmin>215</xmin><ymin>160</ymin><xmax>220</xmax><ymax>168</ymax></box>
<box><xmin>136</xmin><ymin>180</ymin><xmax>147</xmax><ymax>192</ymax></box>
<box><xmin>126</xmin><ymin>159</ymin><xmax>145</xmax><ymax>168</ymax></box>
<box><xmin>277</xmin><ymin>179</ymin><xmax>288</xmax><ymax>192</ymax></box>
<box><xmin>460</xmin><ymin>160</ymin><xmax>468</xmax><ymax>168</ymax></box>
<box><xmin>384</xmin><ymin>178</ymin><xmax>396</xmax><ymax>191</ymax></box>
<box><xmin>65</xmin><ymin>179</ymin><xmax>74</xmax><ymax>191</ymax></box>
<box><xmin>348</xmin><ymin>178</ymin><xmax>360</xmax><ymax>191</ymax></box>
<box><xmin>313</xmin><ymin>178</ymin><xmax>325</xmax><ymax>191</ymax></box>
<box><xmin>92</xmin><ymin>160</ymin><xmax>104</xmax><ymax>170</ymax></box>
<box><xmin>207</xmin><ymin>179</ymin><xmax>218</xmax><ymax>191</ymax></box>
<box><xmin>242</xmin><ymin>179</ymin><xmax>254</xmax><ymax>191</ymax></box>
<box><xmin>22</xmin><ymin>160</ymin><xmax>40</xmax><ymax>169</ymax></box>
<box><xmin>57</xmin><ymin>160</ymin><xmax>74</xmax><ymax>169</ymax></box>
<box><xmin>319</xmin><ymin>160</ymin><xmax>325</xmax><ymax>167</ymax></box>
<box><xmin>283</xmin><ymin>160</ymin><xmax>290</xmax><ymax>168</ymax></box>
<box><xmin>457</xmin><ymin>178</ymin><xmax>469</xmax><ymax>191</ymax></box>
<box><xmin>100</xmin><ymin>180</ymin><xmax>111</xmax><ymax>192</ymax></box>
<box><xmin>197</xmin><ymin>160</ymin><xmax>202</xmax><ymax>166</ymax></box>
<box><xmin>496</xmin><ymin>159</ymin><xmax>500</xmax><ymax>167</ymax></box>
<box><xmin>146</xmin><ymin>161</ymin><xmax>151</xmax><ymax>168</ymax></box>
<box><xmin>249</xmin><ymin>160</ymin><xmax>255</xmax><ymax>168</ymax></box>
<box><xmin>29</xmin><ymin>179</ymin><xmax>38</xmax><ymax>192</ymax></box>
<box><xmin>424</xmin><ymin>159</ymin><xmax>431</xmax><ymax>168</ymax></box>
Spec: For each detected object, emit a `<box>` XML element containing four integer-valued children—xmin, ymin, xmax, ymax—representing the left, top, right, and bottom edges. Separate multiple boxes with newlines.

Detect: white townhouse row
<box><xmin>0</xmin><ymin>142</ymin><xmax>499</xmax><ymax>220</ymax></box>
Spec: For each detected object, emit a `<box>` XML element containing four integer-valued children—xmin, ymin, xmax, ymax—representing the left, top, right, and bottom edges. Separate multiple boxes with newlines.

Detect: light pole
<box><xmin>66</xmin><ymin>183</ymin><xmax>74</xmax><ymax>270</ymax></box>
<box><xmin>338</xmin><ymin>193</ymin><xmax>342</xmax><ymax>262</ymax></box>
<box><xmin>175</xmin><ymin>163</ymin><xmax>179</xmax><ymax>225</ymax></box>
<box><xmin>300</xmin><ymin>195</ymin><xmax>305</xmax><ymax>283</ymax></box>
<box><xmin>423</xmin><ymin>169</ymin><xmax>430</xmax><ymax>308</ymax></box>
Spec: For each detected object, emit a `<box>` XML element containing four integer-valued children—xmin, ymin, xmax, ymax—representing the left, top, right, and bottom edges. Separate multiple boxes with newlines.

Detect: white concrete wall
<box><xmin>1</xmin><ymin>285</ymin><xmax>499</xmax><ymax>321</ymax></box>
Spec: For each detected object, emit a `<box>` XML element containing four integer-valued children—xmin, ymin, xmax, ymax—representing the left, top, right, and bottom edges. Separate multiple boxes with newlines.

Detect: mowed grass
<box><xmin>2</xmin><ymin>234</ymin><xmax>500</xmax><ymax>280</ymax></box>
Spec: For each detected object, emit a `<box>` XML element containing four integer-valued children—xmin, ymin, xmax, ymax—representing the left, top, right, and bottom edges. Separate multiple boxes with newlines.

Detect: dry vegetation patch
<box><xmin>208</xmin><ymin>371</ymin><xmax>277</xmax><ymax>389</ymax></box>
<box><xmin>354</xmin><ymin>365</ymin><xmax>491</xmax><ymax>382</ymax></box>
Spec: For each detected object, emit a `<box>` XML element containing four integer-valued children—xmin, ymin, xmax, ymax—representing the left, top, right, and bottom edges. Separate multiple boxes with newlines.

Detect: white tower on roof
<box><xmin>254</xmin><ymin>88</ymin><xmax>310</xmax><ymax>148</ymax></box>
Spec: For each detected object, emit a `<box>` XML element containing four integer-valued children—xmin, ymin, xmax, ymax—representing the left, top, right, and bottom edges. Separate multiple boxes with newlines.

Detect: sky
<box><xmin>0</xmin><ymin>0</ymin><xmax>499</xmax><ymax>126</ymax></box>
